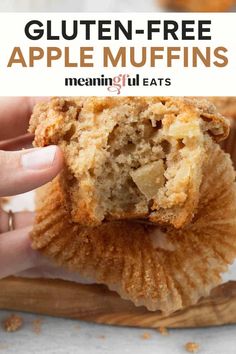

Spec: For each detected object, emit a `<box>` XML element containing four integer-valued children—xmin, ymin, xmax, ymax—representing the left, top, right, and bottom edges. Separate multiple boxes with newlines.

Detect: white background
<box><xmin>0</xmin><ymin>13</ymin><xmax>236</xmax><ymax>96</ymax></box>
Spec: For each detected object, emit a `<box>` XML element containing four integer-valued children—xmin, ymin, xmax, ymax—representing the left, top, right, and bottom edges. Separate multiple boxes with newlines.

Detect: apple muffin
<box><xmin>29</xmin><ymin>97</ymin><xmax>228</xmax><ymax>228</ymax></box>
<box><xmin>31</xmin><ymin>135</ymin><xmax>236</xmax><ymax>313</ymax></box>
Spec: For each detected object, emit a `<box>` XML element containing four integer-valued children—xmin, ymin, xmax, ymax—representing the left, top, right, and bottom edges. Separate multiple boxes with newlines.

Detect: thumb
<box><xmin>0</xmin><ymin>146</ymin><xmax>63</xmax><ymax>197</ymax></box>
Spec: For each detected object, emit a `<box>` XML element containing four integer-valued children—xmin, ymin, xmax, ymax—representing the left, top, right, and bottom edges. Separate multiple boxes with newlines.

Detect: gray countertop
<box><xmin>0</xmin><ymin>310</ymin><xmax>236</xmax><ymax>354</ymax></box>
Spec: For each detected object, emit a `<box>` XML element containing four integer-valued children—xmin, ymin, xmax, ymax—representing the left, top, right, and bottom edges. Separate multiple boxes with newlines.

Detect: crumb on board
<box><xmin>185</xmin><ymin>342</ymin><xmax>200</xmax><ymax>353</ymax></box>
<box><xmin>2</xmin><ymin>314</ymin><xmax>23</xmax><ymax>332</ymax></box>
<box><xmin>75</xmin><ymin>324</ymin><xmax>80</xmax><ymax>330</ymax></box>
<box><xmin>158</xmin><ymin>327</ymin><xmax>169</xmax><ymax>336</ymax></box>
<box><xmin>0</xmin><ymin>343</ymin><xmax>9</xmax><ymax>350</ymax></box>
<box><xmin>32</xmin><ymin>319</ymin><xmax>42</xmax><ymax>335</ymax></box>
<box><xmin>141</xmin><ymin>332</ymin><xmax>152</xmax><ymax>340</ymax></box>
<box><xmin>97</xmin><ymin>335</ymin><xmax>106</xmax><ymax>339</ymax></box>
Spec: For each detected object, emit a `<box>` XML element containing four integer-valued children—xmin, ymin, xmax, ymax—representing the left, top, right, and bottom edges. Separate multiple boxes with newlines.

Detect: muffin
<box><xmin>160</xmin><ymin>0</ymin><xmax>234</xmax><ymax>11</ymax></box>
<box><xmin>29</xmin><ymin>97</ymin><xmax>228</xmax><ymax>228</ymax></box>
<box><xmin>31</xmin><ymin>135</ymin><xmax>236</xmax><ymax>313</ymax></box>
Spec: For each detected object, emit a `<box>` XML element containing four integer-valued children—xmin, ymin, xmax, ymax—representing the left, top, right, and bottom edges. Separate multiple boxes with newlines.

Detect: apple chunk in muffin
<box><xmin>29</xmin><ymin>96</ymin><xmax>228</xmax><ymax>228</ymax></box>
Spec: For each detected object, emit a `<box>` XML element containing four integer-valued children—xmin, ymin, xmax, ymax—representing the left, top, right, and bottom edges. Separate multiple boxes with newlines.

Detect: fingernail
<box><xmin>21</xmin><ymin>146</ymin><xmax>57</xmax><ymax>170</ymax></box>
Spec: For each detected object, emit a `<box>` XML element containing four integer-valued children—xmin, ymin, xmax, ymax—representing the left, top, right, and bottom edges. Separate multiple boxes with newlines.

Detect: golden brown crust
<box><xmin>30</xmin><ymin>96</ymin><xmax>229</xmax><ymax>145</ymax></box>
<box><xmin>30</xmin><ymin>97</ymin><xmax>229</xmax><ymax>229</ymax></box>
<box><xmin>160</xmin><ymin>0</ymin><xmax>234</xmax><ymax>11</ymax></box>
<box><xmin>206</xmin><ymin>97</ymin><xmax>236</xmax><ymax>120</ymax></box>
<box><xmin>202</xmin><ymin>97</ymin><xmax>236</xmax><ymax>168</ymax></box>
<box><xmin>31</xmin><ymin>137</ymin><xmax>236</xmax><ymax>314</ymax></box>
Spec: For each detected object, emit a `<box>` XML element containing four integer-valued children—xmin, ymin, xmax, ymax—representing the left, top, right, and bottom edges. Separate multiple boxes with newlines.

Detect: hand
<box><xmin>0</xmin><ymin>98</ymin><xmax>64</xmax><ymax>279</ymax></box>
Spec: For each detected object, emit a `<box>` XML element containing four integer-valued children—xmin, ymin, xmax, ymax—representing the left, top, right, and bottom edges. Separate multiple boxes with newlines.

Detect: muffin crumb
<box><xmin>3</xmin><ymin>314</ymin><xmax>23</xmax><ymax>332</ymax></box>
<box><xmin>141</xmin><ymin>332</ymin><xmax>152</xmax><ymax>340</ymax></box>
<box><xmin>158</xmin><ymin>326</ymin><xmax>169</xmax><ymax>336</ymax></box>
<box><xmin>0</xmin><ymin>343</ymin><xmax>9</xmax><ymax>350</ymax></box>
<box><xmin>185</xmin><ymin>342</ymin><xmax>200</xmax><ymax>353</ymax></box>
<box><xmin>32</xmin><ymin>319</ymin><xmax>42</xmax><ymax>335</ymax></box>
<box><xmin>98</xmin><ymin>335</ymin><xmax>106</xmax><ymax>340</ymax></box>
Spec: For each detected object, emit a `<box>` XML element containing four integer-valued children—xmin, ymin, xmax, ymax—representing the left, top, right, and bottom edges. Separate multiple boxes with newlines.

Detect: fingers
<box><xmin>0</xmin><ymin>133</ymin><xmax>34</xmax><ymax>151</ymax></box>
<box><xmin>0</xmin><ymin>97</ymin><xmax>47</xmax><ymax>141</ymax></box>
<box><xmin>0</xmin><ymin>211</ymin><xmax>37</xmax><ymax>278</ymax></box>
<box><xmin>0</xmin><ymin>226</ymin><xmax>39</xmax><ymax>279</ymax></box>
<box><xmin>0</xmin><ymin>210</ymin><xmax>34</xmax><ymax>233</ymax></box>
<box><xmin>0</xmin><ymin>146</ymin><xmax>63</xmax><ymax>197</ymax></box>
<box><xmin>13</xmin><ymin>211</ymin><xmax>35</xmax><ymax>229</ymax></box>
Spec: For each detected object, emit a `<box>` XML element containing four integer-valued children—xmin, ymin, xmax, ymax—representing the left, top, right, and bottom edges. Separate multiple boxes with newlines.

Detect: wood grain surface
<box><xmin>1</xmin><ymin>277</ymin><xmax>236</xmax><ymax>328</ymax></box>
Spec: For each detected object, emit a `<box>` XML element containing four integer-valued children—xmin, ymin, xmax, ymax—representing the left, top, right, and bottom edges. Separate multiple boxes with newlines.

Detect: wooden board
<box><xmin>1</xmin><ymin>277</ymin><xmax>236</xmax><ymax>328</ymax></box>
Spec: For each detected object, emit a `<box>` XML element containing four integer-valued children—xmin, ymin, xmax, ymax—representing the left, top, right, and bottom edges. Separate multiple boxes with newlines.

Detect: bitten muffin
<box><xmin>31</xmin><ymin>135</ymin><xmax>236</xmax><ymax>313</ymax></box>
<box><xmin>29</xmin><ymin>97</ymin><xmax>228</xmax><ymax>228</ymax></box>
<box><xmin>160</xmin><ymin>0</ymin><xmax>234</xmax><ymax>11</ymax></box>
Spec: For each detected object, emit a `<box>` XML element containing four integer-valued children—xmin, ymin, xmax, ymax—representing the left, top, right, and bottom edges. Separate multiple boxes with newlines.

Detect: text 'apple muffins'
<box><xmin>30</xmin><ymin>97</ymin><xmax>228</xmax><ymax>229</ymax></box>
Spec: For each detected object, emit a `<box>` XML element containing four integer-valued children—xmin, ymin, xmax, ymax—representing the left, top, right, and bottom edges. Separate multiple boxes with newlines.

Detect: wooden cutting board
<box><xmin>1</xmin><ymin>277</ymin><xmax>236</xmax><ymax>328</ymax></box>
